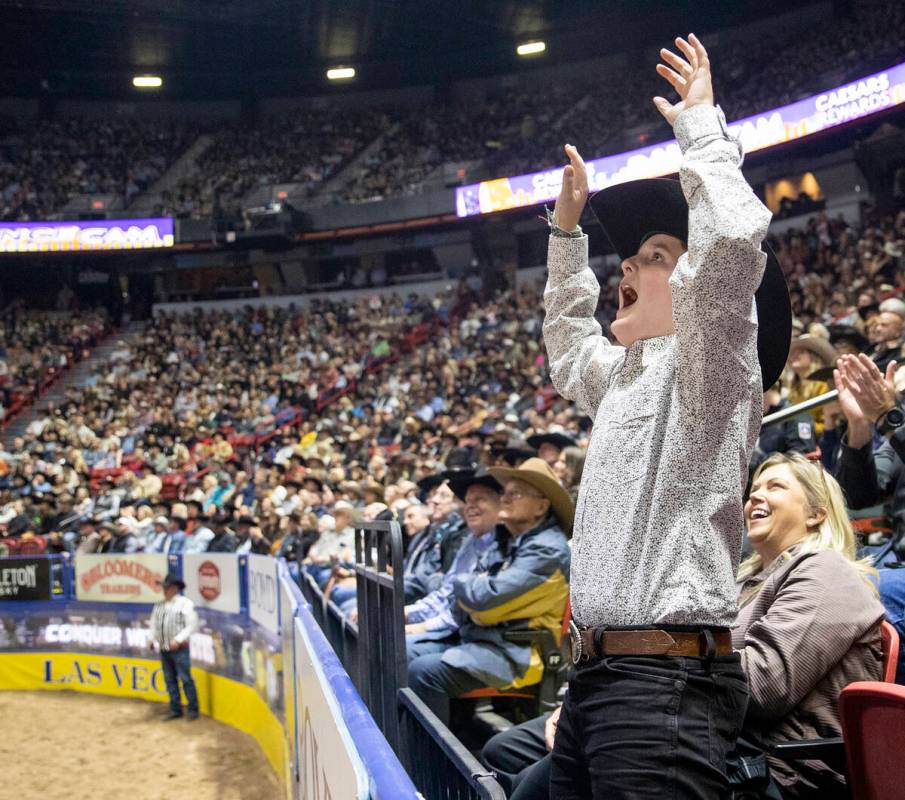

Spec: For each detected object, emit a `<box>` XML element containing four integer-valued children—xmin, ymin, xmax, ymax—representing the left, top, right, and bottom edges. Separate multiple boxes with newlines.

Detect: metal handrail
<box><xmin>761</xmin><ymin>390</ymin><xmax>839</xmax><ymax>428</ymax></box>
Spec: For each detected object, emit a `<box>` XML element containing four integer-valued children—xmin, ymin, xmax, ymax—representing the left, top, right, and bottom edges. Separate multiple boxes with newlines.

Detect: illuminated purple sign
<box><xmin>0</xmin><ymin>218</ymin><xmax>175</xmax><ymax>253</ymax></box>
<box><xmin>455</xmin><ymin>61</ymin><xmax>905</xmax><ymax>217</ymax></box>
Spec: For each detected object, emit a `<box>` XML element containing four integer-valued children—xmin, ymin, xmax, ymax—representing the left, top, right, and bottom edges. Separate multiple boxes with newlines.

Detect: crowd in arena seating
<box><xmin>156</xmin><ymin>107</ymin><xmax>390</xmax><ymax>221</ymax></box>
<box><xmin>3</xmin><ymin>2</ymin><xmax>902</xmax><ymax>220</ymax></box>
<box><xmin>0</xmin><ymin>118</ymin><xmax>195</xmax><ymax>221</ymax></box>
<box><xmin>0</xmin><ymin>304</ymin><xmax>107</xmax><ymax>428</ymax></box>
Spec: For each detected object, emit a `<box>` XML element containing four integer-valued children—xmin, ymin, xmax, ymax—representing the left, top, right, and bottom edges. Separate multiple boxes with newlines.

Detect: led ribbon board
<box><xmin>455</xmin><ymin>62</ymin><xmax>905</xmax><ymax>217</ymax></box>
<box><xmin>0</xmin><ymin>217</ymin><xmax>175</xmax><ymax>253</ymax></box>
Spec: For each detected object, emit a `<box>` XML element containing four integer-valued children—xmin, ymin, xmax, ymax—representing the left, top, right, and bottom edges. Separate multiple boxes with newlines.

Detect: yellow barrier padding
<box><xmin>0</xmin><ymin>652</ymin><xmax>289</xmax><ymax>784</ymax></box>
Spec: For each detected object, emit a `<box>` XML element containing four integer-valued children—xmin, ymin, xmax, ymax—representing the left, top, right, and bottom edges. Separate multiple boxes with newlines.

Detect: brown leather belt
<box><xmin>569</xmin><ymin>622</ymin><xmax>733</xmax><ymax>664</ymax></box>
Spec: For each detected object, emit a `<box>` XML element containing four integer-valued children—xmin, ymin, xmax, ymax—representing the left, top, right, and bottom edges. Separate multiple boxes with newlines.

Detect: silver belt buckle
<box><xmin>568</xmin><ymin>619</ymin><xmax>584</xmax><ymax>664</ymax></box>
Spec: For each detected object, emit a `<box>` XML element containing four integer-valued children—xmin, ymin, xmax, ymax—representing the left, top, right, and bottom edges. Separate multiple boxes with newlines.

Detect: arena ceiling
<box><xmin>1</xmin><ymin>0</ymin><xmax>823</xmax><ymax>99</ymax></box>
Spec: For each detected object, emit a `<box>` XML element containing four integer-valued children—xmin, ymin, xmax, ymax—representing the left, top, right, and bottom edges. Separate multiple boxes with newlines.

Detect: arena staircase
<box><xmin>307</xmin><ymin>122</ymin><xmax>401</xmax><ymax>203</ymax></box>
<box><xmin>128</xmin><ymin>134</ymin><xmax>214</xmax><ymax>216</ymax></box>
<box><xmin>4</xmin><ymin>320</ymin><xmax>146</xmax><ymax>443</ymax></box>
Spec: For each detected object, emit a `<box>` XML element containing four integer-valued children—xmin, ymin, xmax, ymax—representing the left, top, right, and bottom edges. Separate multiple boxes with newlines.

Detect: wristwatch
<box><xmin>875</xmin><ymin>407</ymin><xmax>905</xmax><ymax>436</ymax></box>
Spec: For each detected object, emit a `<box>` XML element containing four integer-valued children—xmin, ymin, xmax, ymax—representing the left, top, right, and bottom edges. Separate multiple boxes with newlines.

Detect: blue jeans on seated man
<box><xmin>160</xmin><ymin>646</ymin><xmax>199</xmax><ymax>717</ymax></box>
<box><xmin>406</xmin><ymin>630</ymin><xmax>459</xmax><ymax>662</ymax></box>
<box><xmin>407</xmin><ymin>652</ymin><xmax>486</xmax><ymax>726</ymax></box>
<box><xmin>550</xmin><ymin>652</ymin><xmax>748</xmax><ymax>799</ymax></box>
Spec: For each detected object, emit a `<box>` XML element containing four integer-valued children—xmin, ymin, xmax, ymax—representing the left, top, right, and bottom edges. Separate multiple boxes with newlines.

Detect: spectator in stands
<box><xmin>404</xmin><ymin>468</ymin><xmax>503</xmax><ymax>659</ymax></box>
<box><xmin>402</xmin><ymin>480</ymin><xmax>467</xmax><ymax>603</ymax></box>
<box><xmin>550</xmin><ymin>445</ymin><xmax>586</xmax><ymax>504</ymax></box>
<box><xmin>407</xmin><ymin>458</ymin><xmax>571</xmax><ymax>726</ymax></box>
<box><xmin>867</xmin><ymin>311</ymin><xmax>905</xmax><ymax>373</ymax></box>
<box><xmin>101</xmin><ymin>518</ymin><xmax>139</xmax><ymax>554</ymax></box>
<box><xmin>732</xmin><ymin>453</ymin><xmax>884</xmax><ymax>796</ymax></box>
<box><xmin>751</xmin><ymin>383</ymin><xmax>817</xmax><ymax>473</ymax></box>
<box><xmin>834</xmin><ymin>354</ymin><xmax>905</xmax><ymax>556</ymax></box>
<box><xmin>787</xmin><ymin>337</ymin><xmax>837</xmax><ymax>438</ymax></box>
<box><xmin>526</xmin><ymin>431</ymin><xmax>576</xmax><ymax>467</ymax></box>
<box><xmin>303</xmin><ymin>514</ymin><xmax>352</xmax><ymax>586</ymax></box>
<box><xmin>204</xmin><ymin>513</ymin><xmax>239</xmax><ymax>553</ymax></box>
<box><xmin>151</xmin><ymin>515</ymin><xmax>186</xmax><ymax>555</ymax></box>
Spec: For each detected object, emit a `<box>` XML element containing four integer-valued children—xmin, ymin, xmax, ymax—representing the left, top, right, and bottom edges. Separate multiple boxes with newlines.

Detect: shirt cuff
<box><xmin>547</xmin><ymin>232</ymin><xmax>589</xmax><ymax>278</ymax></box>
<box><xmin>674</xmin><ymin>104</ymin><xmax>734</xmax><ymax>152</ymax></box>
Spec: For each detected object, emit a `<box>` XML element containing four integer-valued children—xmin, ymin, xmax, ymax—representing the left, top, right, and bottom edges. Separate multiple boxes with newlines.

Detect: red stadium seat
<box><xmin>880</xmin><ymin>621</ymin><xmax>899</xmax><ymax>684</ymax></box>
<box><xmin>839</xmin><ymin>682</ymin><xmax>905</xmax><ymax>800</ymax></box>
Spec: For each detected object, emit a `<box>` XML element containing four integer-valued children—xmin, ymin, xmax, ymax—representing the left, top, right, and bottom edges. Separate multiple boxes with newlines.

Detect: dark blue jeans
<box><xmin>160</xmin><ymin>647</ymin><xmax>199</xmax><ymax>716</ymax></box>
<box><xmin>550</xmin><ymin>653</ymin><xmax>748</xmax><ymax>799</ymax></box>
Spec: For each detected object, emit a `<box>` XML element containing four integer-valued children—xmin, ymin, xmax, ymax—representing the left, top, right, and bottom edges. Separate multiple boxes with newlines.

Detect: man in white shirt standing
<box><xmin>150</xmin><ymin>573</ymin><xmax>200</xmax><ymax>720</ymax></box>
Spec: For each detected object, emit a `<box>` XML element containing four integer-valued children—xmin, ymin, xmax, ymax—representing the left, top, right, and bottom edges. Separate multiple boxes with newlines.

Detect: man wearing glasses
<box><xmin>407</xmin><ymin>458</ymin><xmax>572</xmax><ymax>726</ymax></box>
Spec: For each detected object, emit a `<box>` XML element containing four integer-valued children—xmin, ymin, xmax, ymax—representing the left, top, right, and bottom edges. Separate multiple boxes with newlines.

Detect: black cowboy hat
<box><xmin>161</xmin><ymin>573</ymin><xmax>186</xmax><ymax>590</ymax></box>
<box><xmin>827</xmin><ymin>324</ymin><xmax>869</xmax><ymax>353</ymax></box>
<box><xmin>526</xmin><ymin>431</ymin><xmax>576</xmax><ymax>452</ymax></box>
<box><xmin>416</xmin><ymin>447</ymin><xmax>479</xmax><ymax>495</ymax></box>
<box><xmin>448</xmin><ymin>467</ymin><xmax>504</xmax><ymax>502</ymax></box>
<box><xmin>588</xmin><ymin>178</ymin><xmax>791</xmax><ymax>389</ymax></box>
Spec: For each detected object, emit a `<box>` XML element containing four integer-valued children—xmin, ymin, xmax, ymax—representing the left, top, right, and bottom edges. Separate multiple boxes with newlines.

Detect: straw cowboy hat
<box><xmin>589</xmin><ymin>178</ymin><xmax>791</xmax><ymax>389</ymax></box>
<box><xmin>790</xmin><ymin>335</ymin><xmax>838</xmax><ymax>368</ymax></box>
<box><xmin>489</xmin><ymin>457</ymin><xmax>574</xmax><ymax>535</ymax></box>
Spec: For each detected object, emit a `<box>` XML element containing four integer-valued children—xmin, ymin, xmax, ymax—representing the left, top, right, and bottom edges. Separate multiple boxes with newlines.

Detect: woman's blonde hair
<box><xmin>738</xmin><ymin>452</ymin><xmax>876</xmax><ymax>590</ymax></box>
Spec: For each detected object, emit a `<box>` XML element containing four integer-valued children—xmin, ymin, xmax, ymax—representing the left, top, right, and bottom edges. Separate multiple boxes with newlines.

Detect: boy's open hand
<box><xmin>552</xmin><ymin>144</ymin><xmax>588</xmax><ymax>233</ymax></box>
<box><xmin>653</xmin><ymin>33</ymin><xmax>714</xmax><ymax>128</ymax></box>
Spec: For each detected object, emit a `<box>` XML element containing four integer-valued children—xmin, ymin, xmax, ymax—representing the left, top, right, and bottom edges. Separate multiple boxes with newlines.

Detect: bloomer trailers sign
<box><xmin>0</xmin><ymin>217</ymin><xmax>175</xmax><ymax>253</ymax></box>
<box><xmin>75</xmin><ymin>554</ymin><xmax>167</xmax><ymax>604</ymax></box>
<box><xmin>0</xmin><ymin>557</ymin><xmax>52</xmax><ymax>600</ymax></box>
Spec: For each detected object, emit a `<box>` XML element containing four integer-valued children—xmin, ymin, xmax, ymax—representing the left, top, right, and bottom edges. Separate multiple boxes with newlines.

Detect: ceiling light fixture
<box><xmin>132</xmin><ymin>75</ymin><xmax>163</xmax><ymax>89</ymax></box>
<box><xmin>517</xmin><ymin>41</ymin><xmax>546</xmax><ymax>57</ymax></box>
<box><xmin>326</xmin><ymin>67</ymin><xmax>356</xmax><ymax>81</ymax></box>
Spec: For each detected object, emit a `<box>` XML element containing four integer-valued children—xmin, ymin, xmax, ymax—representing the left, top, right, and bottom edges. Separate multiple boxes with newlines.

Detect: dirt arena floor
<box><xmin>0</xmin><ymin>692</ymin><xmax>282</xmax><ymax>800</ymax></box>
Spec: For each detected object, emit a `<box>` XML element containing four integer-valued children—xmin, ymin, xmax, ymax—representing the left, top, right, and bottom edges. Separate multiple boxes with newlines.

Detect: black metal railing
<box><xmin>298</xmin><ymin>520</ymin><xmax>507</xmax><ymax>800</ymax></box>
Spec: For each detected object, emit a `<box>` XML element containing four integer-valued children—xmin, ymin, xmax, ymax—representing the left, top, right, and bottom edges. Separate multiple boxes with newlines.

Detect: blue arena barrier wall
<box><xmin>0</xmin><ymin>553</ymin><xmax>419</xmax><ymax>800</ymax></box>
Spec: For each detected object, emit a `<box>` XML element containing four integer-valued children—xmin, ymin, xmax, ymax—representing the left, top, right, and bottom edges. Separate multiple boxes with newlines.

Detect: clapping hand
<box><xmin>835</xmin><ymin>354</ymin><xmax>898</xmax><ymax>422</ymax></box>
<box><xmin>653</xmin><ymin>34</ymin><xmax>714</xmax><ymax>127</ymax></box>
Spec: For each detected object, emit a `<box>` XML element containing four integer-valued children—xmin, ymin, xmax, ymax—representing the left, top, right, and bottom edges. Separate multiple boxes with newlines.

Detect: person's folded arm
<box><xmin>454</xmin><ymin>542</ymin><xmax>568</xmax><ymax>626</ymax></box>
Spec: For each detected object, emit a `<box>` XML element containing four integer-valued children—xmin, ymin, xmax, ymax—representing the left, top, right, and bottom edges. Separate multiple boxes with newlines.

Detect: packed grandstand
<box><xmin>2</xmin><ymin>0</ymin><xmax>905</xmax><ymax>798</ymax></box>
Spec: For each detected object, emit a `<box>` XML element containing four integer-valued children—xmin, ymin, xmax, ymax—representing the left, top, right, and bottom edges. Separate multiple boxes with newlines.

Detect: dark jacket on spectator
<box><xmin>206</xmin><ymin>530</ymin><xmax>238</xmax><ymax>553</ymax></box>
<box><xmin>443</xmin><ymin>516</ymin><xmax>570</xmax><ymax>688</ymax></box>
<box><xmin>734</xmin><ymin>547</ymin><xmax>884</xmax><ymax>796</ymax></box>
<box><xmin>751</xmin><ymin>403</ymin><xmax>816</xmax><ymax>473</ymax></box>
<box><xmin>403</xmin><ymin>511</ymin><xmax>467</xmax><ymax>602</ymax></box>
<box><xmin>835</xmin><ymin>427</ymin><xmax>905</xmax><ymax>542</ymax></box>
<box><xmin>102</xmin><ymin>532</ymin><xmax>139</xmax><ymax>554</ymax></box>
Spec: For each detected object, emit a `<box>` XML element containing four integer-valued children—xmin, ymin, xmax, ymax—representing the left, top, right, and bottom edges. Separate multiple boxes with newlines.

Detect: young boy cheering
<box><xmin>543</xmin><ymin>34</ymin><xmax>790</xmax><ymax>798</ymax></box>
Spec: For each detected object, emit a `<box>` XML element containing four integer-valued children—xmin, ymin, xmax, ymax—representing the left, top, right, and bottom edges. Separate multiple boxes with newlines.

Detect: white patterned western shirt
<box><xmin>543</xmin><ymin>104</ymin><xmax>771</xmax><ymax>628</ymax></box>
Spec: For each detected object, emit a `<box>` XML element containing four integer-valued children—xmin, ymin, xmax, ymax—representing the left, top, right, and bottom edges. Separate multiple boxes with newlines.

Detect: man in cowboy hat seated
<box><xmin>407</xmin><ymin>458</ymin><xmax>571</xmax><ymax>727</ymax></box>
<box><xmin>404</xmin><ymin>467</ymin><xmax>504</xmax><ymax>660</ymax></box>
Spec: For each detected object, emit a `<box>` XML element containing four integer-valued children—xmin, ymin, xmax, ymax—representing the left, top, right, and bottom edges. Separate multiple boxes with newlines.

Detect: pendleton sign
<box><xmin>0</xmin><ymin>558</ymin><xmax>52</xmax><ymax>600</ymax></box>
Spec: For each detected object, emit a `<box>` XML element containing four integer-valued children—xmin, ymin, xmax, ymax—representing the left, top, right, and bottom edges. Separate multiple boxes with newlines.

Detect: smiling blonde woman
<box><xmin>735</xmin><ymin>452</ymin><xmax>885</xmax><ymax>797</ymax></box>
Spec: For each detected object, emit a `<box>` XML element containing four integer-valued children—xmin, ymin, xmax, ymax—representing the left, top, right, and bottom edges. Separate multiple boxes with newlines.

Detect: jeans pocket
<box><xmin>708</xmin><ymin>668</ymin><xmax>749</xmax><ymax>768</ymax></box>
